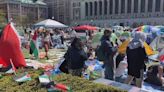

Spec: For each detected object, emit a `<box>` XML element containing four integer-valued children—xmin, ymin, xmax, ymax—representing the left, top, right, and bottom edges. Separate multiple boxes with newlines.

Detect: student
<box><xmin>43</xmin><ymin>31</ymin><xmax>51</xmax><ymax>60</ymax></box>
<box><xmin>100</xmin><ymin>29</ymin><xmax>117</xmax><ymax>80</ymax></box>
<box><xmin>145</xmin><ymin>64</ymin><xmax>164</xmax><ymax>86</ymax></box>
<box><xmin>64</xmin><ymin>38</ymin><xmax>88</xmax><ymax>77</ymax></box>
<box><xmin>124</xmin><ymin>32</ymin><xmax>148</xmax><ymax>88</ymax></box>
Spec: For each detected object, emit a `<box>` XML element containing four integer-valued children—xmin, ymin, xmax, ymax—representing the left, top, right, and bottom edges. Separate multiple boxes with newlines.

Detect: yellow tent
<box><xmin>118</xmin><ymin>39</ymin><xmax>156</xmax><ymax>56</ymax></box>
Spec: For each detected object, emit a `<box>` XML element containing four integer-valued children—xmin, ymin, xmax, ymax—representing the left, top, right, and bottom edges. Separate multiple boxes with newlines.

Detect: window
<box><xmin>155</xmin><ymin>0</ymin><xmax>160</xmax><ymax>12</ymax></box>
<box><xmin>85</xmin><ymin>2</ymin><xmax>88</xmax><ymax>16</ymax></box>
<box><xmin>127</xmin><ymin>0</ymin><xmax>131</xmax><ymax>13</ymax></box>
<box><xmin>99</xmin><ymin>1</ymin><xmax>102</xmax><ymax>15</ymax></box>
<box><xmin>163</xmin><ymin>0</ymin><xmax>164</xmax><ymax>12</ymax></box>
<box><xmin>121</xmin><ymin>0</ymin><xmax>125</xmax><ymax>13</ymax></box>
<box><xmin>104</xmin><ymin>0</ymin><xmax>108</xmax><ymax>15</ymax></box>
<box><xmin>73</xmin><ymin>3</ymin><xmax>76</xmax><ymax>7</ymax></box>
<box><xmin>115</xmin><ymin>0</ymin><xmax>119</xmax><ymax>14</ymax></box>
<box><xmin>134</xmin><ymin>0</ymin><xmax>138</xmax><ymax>13</ymax></box>
<box><xmin>79</xmin><ymin>2</ymin><xmax>81</xmax><ymax>6</ymax></box>
<box><xmin>109</xmin><ymin>0</ymin><xmax>113</xmax><ymax>14</ymax></box>
<box><xmin>94</xmin><ymin>1</ymin><xmax>97</xmax><ymax>15</ymax></box>
<box><xmin>148</xmin><ymin>0</ymin><xmax>153</xmax><ymax>12</ymax></box>
<box><xmin>141</xmin><ymin>0</ymin><xmax>145</xmax><ymax>13</ymax></box>
<box><xmin>90</xmin><ymin>2</ymin><xmax>93</xmax><ymax>16</ymax></box>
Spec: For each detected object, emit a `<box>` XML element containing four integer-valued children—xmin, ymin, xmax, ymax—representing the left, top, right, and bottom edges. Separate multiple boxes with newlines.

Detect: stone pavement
<box><xmin>94</xmin><ymin>78</ymin><xmax>148</xmax><ymax>92</ymax></box>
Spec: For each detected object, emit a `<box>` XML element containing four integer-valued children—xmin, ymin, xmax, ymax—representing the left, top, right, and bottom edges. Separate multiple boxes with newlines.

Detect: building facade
<box><xmin>0</xmin><ymin>0</ymin><xmax>48</xmax><ymax>26</ymax></box>
<box><xmin>44</xmin><ymin>0</ymin><xmax>71</xmax><ymax>25</ymax></box>
<box><xmin>71</xmin><ymin>0</ymin><xmax>164</xmax><ymax>27</ymax></box>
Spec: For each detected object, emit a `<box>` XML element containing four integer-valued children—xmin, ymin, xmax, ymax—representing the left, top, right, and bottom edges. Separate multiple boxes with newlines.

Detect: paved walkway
<box><xmin>94</xmin><ymin>78</ymin><xmax>148</xmax><ymax>92</ymax></box>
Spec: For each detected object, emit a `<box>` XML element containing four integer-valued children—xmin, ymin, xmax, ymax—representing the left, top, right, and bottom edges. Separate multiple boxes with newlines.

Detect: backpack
<box><xmin>96</xmin><ymin>45</ymin><xmax>106</xmax><ymax>61</ymax></box>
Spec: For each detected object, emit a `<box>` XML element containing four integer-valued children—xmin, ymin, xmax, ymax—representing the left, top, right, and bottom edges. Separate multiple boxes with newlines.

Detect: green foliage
<box><xmin>0</xmin><ymin>69</ymin><xmax>46</xmax><ymax>92</ymax></box>
<box><xmin>0</xmin><ymin>9</ymin><xmax>7</xmax><ymax>27</ymax></box>
<box><xmin>0</xmin><ymin>69</ymin><xmax>126</xmax><ymax>92</ymax></box>
<box><xmin>53</xmin><ymin>74</ymin><xmax>126</xmax><ymax>92</ymax></box>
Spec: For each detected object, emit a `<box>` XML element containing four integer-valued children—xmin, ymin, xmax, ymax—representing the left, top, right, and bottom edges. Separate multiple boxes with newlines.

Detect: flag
<box><xmin>47</xmin><ymin>83</ymin><xmax>71</xmax><ymax>92</ymax></box>
<box><xmin>39</xmin><ymin>74</ymin><xmax>51</xmax><ymax>84</ymax></box>
<box><xmin>30</xmin><ymin>31</ymin><xmax>39</xmax><ymax>58</ymax></box>
<box><xmin>0</xmin><ymin>23</ymin><xmax>26</xmax><ymax>67</ymax></box>
<box><xmin>14</xmin><ymin>72</ymin><xmax>31</xmax><ymax>82</ymax></box>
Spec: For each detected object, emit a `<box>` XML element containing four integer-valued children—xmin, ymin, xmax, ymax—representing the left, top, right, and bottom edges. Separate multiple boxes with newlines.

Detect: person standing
<box><xmin>60</xmin><ymin>30</ymin><xmax>65</xmax><ymax>45</ymax></box>
<box><xmin>64</xmin><ymin>37</ymin><xmax>88</xmax><ymax>77</ymax></box>
<box><xmin>43</xmin><ymin>31</ymin><xmax>51</xmax><ymax>60</ymax></box>
<box><xmin>100</xmin><ymin>29</ymin><xmax>117</xmax><ymax>80</ymax></box>
<box><xmin>124</xmin><ymin>32</ymin><xmax>147</xmax><ymax>88</ymax></box>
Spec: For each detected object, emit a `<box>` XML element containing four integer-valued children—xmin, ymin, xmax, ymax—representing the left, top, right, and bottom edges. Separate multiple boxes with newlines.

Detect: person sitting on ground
<box><xmin>145</xmin><ymin>64</ymin><xmax>164</xmax><ymax>86</ymax></box>
<box><xmin>87</xmin><ymin>48</ymin><xmax>96</xmax><ymax>60</ymax></box>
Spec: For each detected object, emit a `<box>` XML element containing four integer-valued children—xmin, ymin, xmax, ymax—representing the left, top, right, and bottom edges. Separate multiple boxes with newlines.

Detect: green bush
<box><xmin>53</xmin><ymin>74</ymin><xmax>126</xmax><ymax>92</ymax></box>
<box><xmin>0</xmin><ymin>69</ymin><xmax>126</xmax><ymax>92</ymax></box>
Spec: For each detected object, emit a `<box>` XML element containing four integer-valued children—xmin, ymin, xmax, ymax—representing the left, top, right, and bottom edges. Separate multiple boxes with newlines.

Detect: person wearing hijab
<box><xmin>64</xmin><ymin>37</ymin><xmax>88</xmax><ymax>76</ymax></box>
<box><xmin>124</xmin><ymin>32</ymin><xmax>148</xmax><ymax>88</ymax></box>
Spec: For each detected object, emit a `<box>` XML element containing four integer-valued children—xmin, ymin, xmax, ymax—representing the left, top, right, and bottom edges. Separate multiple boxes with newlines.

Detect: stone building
<box><xmin>0</xmin><ymin>0</ymin><xmax>48</xmax><ymax>26</ymax></box>
<box><xmin>44</xmin><ymin>0</ymin><xmax>71</xmax><ymax>25</ymax></box>
<box><xmin>71</xmin><ymin>0</ymin><xmax>164</xmax><ymax>27</ymax></box>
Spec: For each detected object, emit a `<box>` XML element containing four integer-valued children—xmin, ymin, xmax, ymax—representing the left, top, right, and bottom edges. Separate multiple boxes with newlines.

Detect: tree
<box><xmin>0</xmin><ymin>9</ymin><xmax>7</xmax><ymax>28</ymax></box>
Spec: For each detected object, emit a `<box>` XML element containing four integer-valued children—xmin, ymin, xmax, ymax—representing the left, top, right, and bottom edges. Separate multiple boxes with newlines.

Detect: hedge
<box><xmin>0</xmin><ymin>68</ymin><xmax>126</xmax><ymax>92</ymax></box>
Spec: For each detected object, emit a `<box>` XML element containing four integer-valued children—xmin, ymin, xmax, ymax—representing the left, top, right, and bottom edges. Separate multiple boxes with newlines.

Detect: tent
<box><xmin>118</xmin><ymin>39</ymin><xmax>156</xmax><ymax>56</ymax></box>
<box><xmin>150</xmin><ymin>35</ymin><xmax>164</xmax><ymax>51</ymax></box>
<box><xmin>34</xmin><ymin>19</ymin><xmax>68</xmax><ymax>28</ymax></box>
<box><xmin>133</xmin><ymin>25</ymin><xmax>164</xmax><ymax>35</ymax></box>
<box><xmin>73</xmin><ymin>25</ymin><xmax>97</xmax><ymax>31</ymax></box>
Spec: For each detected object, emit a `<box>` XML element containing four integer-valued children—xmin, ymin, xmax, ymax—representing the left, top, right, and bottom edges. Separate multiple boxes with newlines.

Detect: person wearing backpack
<box><xmin>100</xmin><ymin>29</ymin><xmax>117</xmax><ymax>80</ymax></box>
<box><xmin>64</xmin><ymin>37</ymin><xmax>88</xmax><ymax>77</ymax></box>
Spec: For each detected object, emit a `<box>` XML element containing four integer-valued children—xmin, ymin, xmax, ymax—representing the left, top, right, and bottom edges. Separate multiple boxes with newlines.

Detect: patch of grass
<box><xmin>0</xmin><ymin>69</ymin><xmax>126</xmax><ymax>92</ymax></box>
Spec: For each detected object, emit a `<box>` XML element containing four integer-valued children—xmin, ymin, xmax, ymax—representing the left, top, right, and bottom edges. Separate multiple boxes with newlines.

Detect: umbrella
<box><xmin>73</xmin><ymin>25</ymin><xmax>97</xmax><ymax>31</ymax></box>
<box><xmin>34</xmin><ymin>19</ymin><xmax>68</xmax><ymax>28</ymax></box>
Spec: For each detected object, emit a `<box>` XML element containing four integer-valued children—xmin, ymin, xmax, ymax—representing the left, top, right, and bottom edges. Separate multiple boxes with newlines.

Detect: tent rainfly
<box><xmin>34</xmin><ymin>19</ymin><xmax>68</xmax><ymax>28</ymax></box>
<box><xmin>73</xmin><ymin>25</ymin><xmax>97</xmax><ymax>31</ymax></box>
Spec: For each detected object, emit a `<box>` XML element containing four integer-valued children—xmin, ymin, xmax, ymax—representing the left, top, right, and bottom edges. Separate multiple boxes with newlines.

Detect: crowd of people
<box><xmin>22</xmin><ymin>27</ymin><xmax>77</xmax><ymax>59</ymax></box>
<box><xmin>62</xmin><ymin>28</ymin><xmax>164</xmax><ymax>89</ymax></box>
<box><xmin>22</xmin><ymin>26</ymin><xmax>164</xmax><ymax>89</ymax></box>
